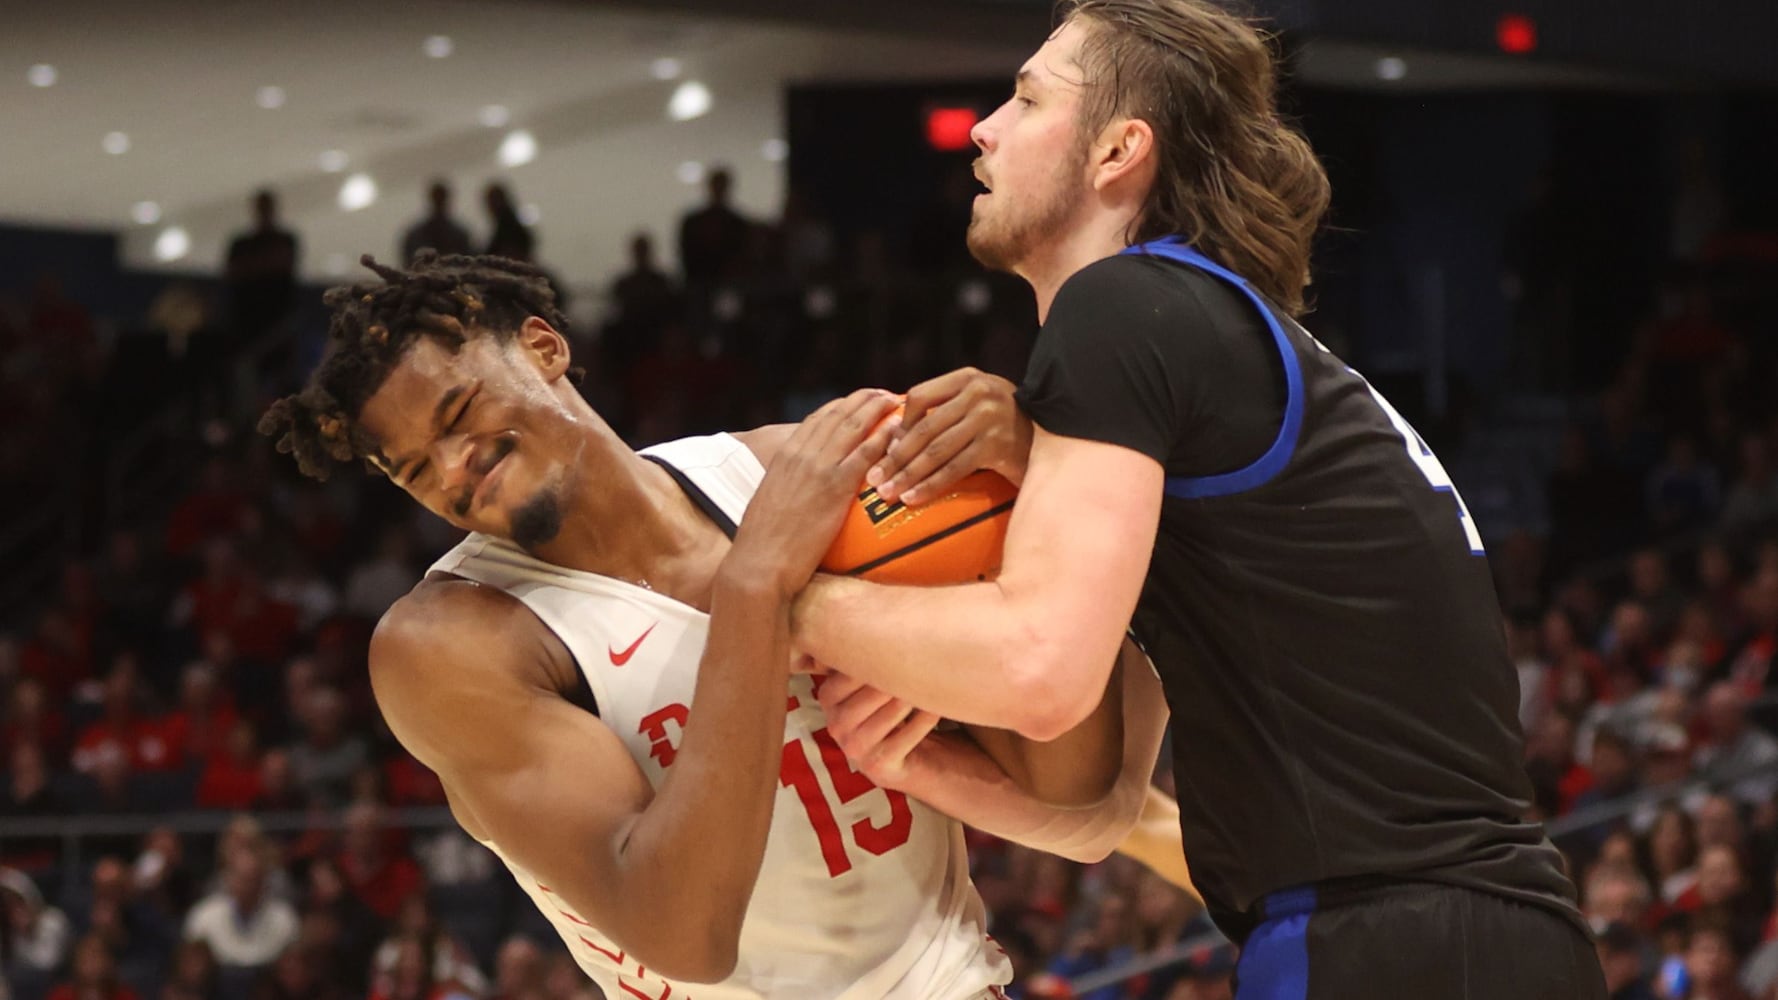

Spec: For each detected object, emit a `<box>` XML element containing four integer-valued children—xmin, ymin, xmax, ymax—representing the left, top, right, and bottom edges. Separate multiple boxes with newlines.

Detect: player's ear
<box><xmin>516</xmin><ymin>316</ymin><xmax>573</xmax><ymax>381</ymax></box>
<box><xmin>1091</xmin><ymin>116</ymin><xmax>1155</xmax><ymax>193</ymax></box>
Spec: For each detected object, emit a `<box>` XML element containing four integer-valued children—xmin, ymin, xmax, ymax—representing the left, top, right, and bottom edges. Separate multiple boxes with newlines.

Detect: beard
<box><xmin>967</xmin><ymin>146</ymin><xmax>1089</xmax><ymax>273</ymax></box>
<box><xmin>509</xmin><ymin>482</ymin><xmax>566</xmax><ymax>552</ymax></box>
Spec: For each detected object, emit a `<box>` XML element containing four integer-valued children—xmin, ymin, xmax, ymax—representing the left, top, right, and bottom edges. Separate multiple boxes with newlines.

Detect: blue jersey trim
<box><xmin>1121</xmin><ymin>237</ymin><xmax>1305</xmax><ymax>500</ymax></box>
<box><xmin>1237</xmin><ymin>885</ymin><xmax>1316</xmax><ymax>999</ymax></box>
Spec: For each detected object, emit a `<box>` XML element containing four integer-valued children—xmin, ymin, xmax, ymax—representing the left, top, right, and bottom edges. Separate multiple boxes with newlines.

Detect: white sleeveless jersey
<box><xmin>428</xmin><ymin>433</ymin><xmax>1012</xmax><ymax>1000</ymax></box>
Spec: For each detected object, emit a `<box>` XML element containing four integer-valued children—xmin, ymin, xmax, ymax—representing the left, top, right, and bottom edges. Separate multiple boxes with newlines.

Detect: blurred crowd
<box><xmin>2</xmin><ymin>166</ymin><xmax>1778</xmax><ymax>1000</ymax></box>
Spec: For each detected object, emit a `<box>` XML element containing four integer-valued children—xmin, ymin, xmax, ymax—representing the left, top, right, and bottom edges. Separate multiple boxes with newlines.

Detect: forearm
<box><xmin>895</xmin><ymin>731</ymin><xmax>1139</xmax><ymax>863</ymax></box>
<box><xmin>614</xmin><ymin>571</ymin><xmax>789</xmax><ymax>974</ymax></box>
<box><xmin>795</xmin><ymin>575</ymin><xmax>1094</xmax><ymax>738</ymax></box>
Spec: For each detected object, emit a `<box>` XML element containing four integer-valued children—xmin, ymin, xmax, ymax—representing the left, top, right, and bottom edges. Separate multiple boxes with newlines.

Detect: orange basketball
<box><xmin>820</xmin><ymin>466</ymin><xmax>1017</xmax><ymax>585</ymax></box>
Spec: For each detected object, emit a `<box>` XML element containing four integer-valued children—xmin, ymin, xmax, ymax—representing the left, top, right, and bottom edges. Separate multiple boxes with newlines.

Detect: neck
<box><xmin>526</xmin><ymin>422</ymin><xmax>730</xmax><ymax>611</ymax></box>
<box><xmin>1020</xmin><ymin>211</ymin><xmax>1139</xmax><ymax>323</ymax></box>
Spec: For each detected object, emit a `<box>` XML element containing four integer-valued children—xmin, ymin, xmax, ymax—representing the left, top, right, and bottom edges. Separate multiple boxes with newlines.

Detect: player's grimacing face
<box><xmin>967</xmin><ymin>20</ymin><xmax>1093</xmax><ymax>272</ymax></box>
<box><xmin>356</xmin><ymin>331</ymin><xmax>573</xmax><ymax>549</ymax></box>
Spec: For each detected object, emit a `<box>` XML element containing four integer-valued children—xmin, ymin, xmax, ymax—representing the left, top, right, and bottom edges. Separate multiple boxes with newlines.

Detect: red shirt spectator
<box><xmin>164</xmin><ymin>460</ymin><xmax>248</xmax><ymax>558</ymax></box>
<box><xmin>384</xmin><ymin>752</ymin><xmax>446</xmax><ymax>808</ymax></box>
<box><xmin>2</xmin><ymin>676</ymin><xmax>68</xmax><ymax>767</ymax></box>
<box><xmin>196</xmin><ymin>721</ymin><xmax>264</xmax><ymax>810</ymax></box>
<box><xmin>339</xmin><ymin>803</ymin><xmax>425</xmax><ymax>919</ymax></box>
<box><xmin>19</xmin><ymin>609</ymin><xmax>93</xmax><ymax>701</ymax></box>
<box><xmin>160</xmin><ymin>664</ymin><xmax>241</xmax><ymax>767</ymax></box>
<box><xmin>71</xmin><ymin>670</ymin><xmax>175</xmax><ymax>775</ymax></box>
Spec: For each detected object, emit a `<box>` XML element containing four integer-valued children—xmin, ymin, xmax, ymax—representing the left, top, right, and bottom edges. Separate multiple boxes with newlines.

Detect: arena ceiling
<box><xmin>1</xmin><ymin>0</ymin><xmax>1656</xmax><ymax>290</ymax></box>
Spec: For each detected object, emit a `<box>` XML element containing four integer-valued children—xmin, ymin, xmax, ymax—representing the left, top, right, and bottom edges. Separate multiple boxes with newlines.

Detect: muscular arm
<box><xmin>795</xmin><ymin>427</ymin><xmax>1163</xmax><ymax>740</ymax></box>
<box><xmin>893</xmin><ymin>641</ymin><xmax>1175</xmax><ymax>867</ymax></box>
<box><xmin>370</xmin><ymin>570</ymin><xmax>792</xmax><ymax>984</ymax></box>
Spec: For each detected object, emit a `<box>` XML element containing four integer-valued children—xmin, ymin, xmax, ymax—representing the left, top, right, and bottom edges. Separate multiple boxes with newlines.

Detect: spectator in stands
<box><xmin>1720</xmin><ymin>434</ymin><xmax>1778</xmax><ymax>536</ymax></box>
<box><xmin>1584</xmin><ymin>862</ymin><xmax>1653</xmax><ymax>935</ymax></box>
<box><xmin>369</xmin><ymin>936</ymin><xmax>473</xmax><ymax>1000</ymax></box>
<box><xmin>1575</xmin><ymin>728</ymin><xmax>1643</xmax><ymax>828</ymax></box>
<box><xmin>48</xmin><ymin>935</ymin><xmax>139</xmax><ymax>1000</ymax></box>
<box><xmin>182</xmin><ymin>845</ymin><xmax>298</xmax><ymax>972</ymax></box>
<box><xmin>401</xmin><ymin>182</ymin><xmax>474</xmax><ymax>265</ymax></box>
<box><xmin>2</xmin><ymin>867</ymin><xmax>73</xmax><ymax>992</ymax></box>
<box><xmin>251</xmin><ymin>945</ymin><xmax>337</xmax><ymax>1000</ymax></box>
<box><xmin>1694</xmin><ymin>684</ymin><xmax>1778</xmax><ymax>806</ymax></box>
<box><xmin>1646</xmin><ymin>806</ymin><xmax>1701</xmax><ymax>905</ymax></box>
<box><xmin>481</xmin><ymin>184</ymin><xmax>533</xmax><ymax>263</ymax></box>
<box><xmin>20</xmin><ymin>609</ymin><xmax>92</xmax><ymax>702</ymax></box>
<box><xmin>677</xmin><ymin>167</ymin><xmax>751</xmax><ymax>290</ymax></box>
<box><xmin>4</xmin><ymin>679</ymin><xmax>67</xmax><ymax>768</ymax></box>
<box><xmin>251</xmin><ymin>750</ymin><xmax>302</xmax><ymax>813</ymax></box>
<box><xmin>207</xmin><ymin>818</ymin><xmax>295</xmax><ymax>905</ymax></box>
<box><xmin>298</xmin><ymin>857</ymin><xmax>378</xmax><ymax>989</ymax></box>
<box><xmin>286</xmin><ymin>687</ymin><xmax>365</xmax><ymax>807</ymax></box>
<box><xmin>162</xmin><ymin>664</ymin><xmax>239</xmax><ymax>769</ymax></box>
<box><xmin>371</xmin><ymin>894</ymin><xmax>486</xmax><ymax>999</ymax></box>
<box><xmin>95</xmin><ymin>531</ymin><xmax>168</xmax><ymax>652</ymax></box>
<box><xmin>132</xmin><ymin>828</ymin><xmax>196</xmax><ymax>919</ymax></box>
<box><xmin>1686</xmin><ymin>914</ymin><xmax>1754</xmax><ymax>1000</ymax></box>
<box><xmin>1042</xmin><ymin>894</ymin><xmax>1136</xmax><ymax>1000</ymax></box>
<box><xmin>1725</xmin><ymin>569</ymin><xmax>1778</xmax><ymax>691</ymax></box>
<box><xmin>538</xmin><ymin>952</ymin><xmax>595</xmax><ymax>1000</ymax></box>
<box><xmin>71</xmin><ymin>665</ymin><xmax>173</xmax><ymax>778</ymax></box>
<box><xmin>487</xmin><ymin>937</ymin><xmax>542</xmax><ymax>1000</ymax></box>
<box><xmin>342</xmin><ymin>531</ymin><xmax>414</xmax><ymax>622</ymax></box>
<box><xmin>1596</xmin><ymin>921</ymin><xmax>1657</xmax><ymax>1000</ymax></box>
<box><xmin>1685</xmin><ymin>844</ymin><xmax>1763</xmax><ymax>952</ymax></box>
<box><xmin>1647</xmin><ymin>435</ymin><xmax>1722</xmax><ymax>536</ymax></box>
<box><xmin>602</xmin><ymin>233</ymin><xmax>680</xmax><ymax>369</ymax></box>
<box><xmin>197</xmin><ymin>721</ymin><xmax>264</xmax><ymax>810</ymax></box>
<box><xmin>223</xmin><ymin>190</ymin><xmax>299</xmax><ymax>341</ymax></box>
<box><xmin>158</xmin><ymin>941</ymin><xmax>216</xmax><ymax>1000</ymax></box>
<box><xmin>265</xmin><ymin>552</ymin><xmax>338</xmax><ymax>636</ymax></box>
<box><xmin>336</xmin><ymin>803</ymin><xmax>422</xmax><ymax>921</ymax></box>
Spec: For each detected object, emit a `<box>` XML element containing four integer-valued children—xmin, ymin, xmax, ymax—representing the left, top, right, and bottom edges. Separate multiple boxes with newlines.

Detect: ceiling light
<box><xmin>497</xmin><ymin>129</ymin><xmax>537</xmax><ymax>168</ymax></box>
<box><xmin>257</xmin><ymin>86</ymin><xmax>286</xmax><ymax>109</ymax></box>
<box><xmin>478</xmin><ymin>104</ymin><xmax>511</xmax><ymax>128</ymax></box>
<box><xmin>338</xmin><ymin>173</ymin><xmax>378</xmax><ymax>212</ymax></box>
<box><xmin>423</xmin><ymin>35</ymin><xmax>454</xmax><ymax>59</ymax></box>
<box><xmin>676</xmin><ymin>160</ymin><xmax>706</xmax><ymax>186</ymax></box>
<box><xmin>650</xmin><ymin>57</ymin><xmax>682</xmax><ymax>81</ymax></box>
<box><xmin>318</xmin><ymin>149</ymin><xmax>349</xmax><ymax>173</ymax></box>
<box><xmin>154</xmin><ymin>227</ymin><xmax>190</xmax><ymax>262</ymax></box>
<box><xmin>518</xmin><ymin>204</ymin><xmax>541</xmax><ymax>226</ymax></box>
<box><xmin>761</xmin><ymin>138</ymin><xmax>788</xmax><ymax>163</ymax></box>
<box><xmin>131</xmin><ymin>201</ymin><xmax>161</xmax><ymax>226</ymax></box>
<box><xmin>102</xmin><ymin>132</ymin><xmax>130</xmax><ymax>155</ymax></box>
<box><xmin>1374</xmin><ymin>57</ymin><xmax>1407</xmax><ymax>81</ymax></box>
<box><xmin>667</xmin><ymin>80</ymin><xmax>712</xmax><ymax>122</ymax></box>
<box><xmin>27</xmin><ymin>64</ymin><xmax>57</xmax><ymax>88</ymax></box>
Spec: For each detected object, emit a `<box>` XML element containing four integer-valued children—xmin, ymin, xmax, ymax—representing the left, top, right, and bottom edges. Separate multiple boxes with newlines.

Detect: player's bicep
<box><xmin>997</xmin><ymin>428</ymin><xmax>1163</xmax><ymax>709</ymax></box>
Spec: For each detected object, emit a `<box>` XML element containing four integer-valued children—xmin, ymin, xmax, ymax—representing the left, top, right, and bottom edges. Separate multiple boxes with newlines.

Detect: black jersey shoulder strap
<box><xmin>643</xmin><ymin>454</ymin><xmax>740</xmax><ymax>540</ymax></box>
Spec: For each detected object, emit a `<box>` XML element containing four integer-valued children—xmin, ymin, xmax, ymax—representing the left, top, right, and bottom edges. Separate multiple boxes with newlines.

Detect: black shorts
<box><xmin>1234</xmin><ymin>881</ymin><xmax>1606</xmax><ymax>1000</ymax></box>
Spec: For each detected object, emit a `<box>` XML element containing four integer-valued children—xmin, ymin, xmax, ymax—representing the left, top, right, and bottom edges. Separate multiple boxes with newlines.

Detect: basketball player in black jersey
<box><xmin>788</xmin><ymin>1</ymin><xmax>1607</xmax><ymax>996</ymax></box>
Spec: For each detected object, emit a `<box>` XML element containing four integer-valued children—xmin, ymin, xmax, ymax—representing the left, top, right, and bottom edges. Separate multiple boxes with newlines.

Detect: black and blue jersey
<box><xmin>1016</xmin><ymin>238</ymin><xmax>1583</xmax><ymax>943</ymax></box>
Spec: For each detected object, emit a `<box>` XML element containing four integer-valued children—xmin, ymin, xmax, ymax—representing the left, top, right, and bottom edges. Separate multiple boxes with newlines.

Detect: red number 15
<box><xmin>780</xmin><ymin>727</ymin><xmax>913</xmax><ymax>877</ymax></box>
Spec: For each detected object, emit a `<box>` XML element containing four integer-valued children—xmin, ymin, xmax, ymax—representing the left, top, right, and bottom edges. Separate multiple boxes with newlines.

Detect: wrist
<box><xmin>714</xmin><ymin>559</ymin><xmax>797</xmax><ymax>609</ymax></box>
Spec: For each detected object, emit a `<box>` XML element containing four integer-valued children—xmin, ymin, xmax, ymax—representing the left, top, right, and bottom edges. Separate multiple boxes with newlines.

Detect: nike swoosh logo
<box><xmin>609</xmin><ymin>623</ymin><xmax>658</xmax><ymax>666</ymax></box>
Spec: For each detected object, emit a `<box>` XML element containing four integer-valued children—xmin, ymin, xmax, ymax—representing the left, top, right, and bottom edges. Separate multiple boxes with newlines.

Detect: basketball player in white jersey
<box><xmin>259</xmin><ymin>253</ymin><xmax>1181</xmax><ymax>1000</ymax></box>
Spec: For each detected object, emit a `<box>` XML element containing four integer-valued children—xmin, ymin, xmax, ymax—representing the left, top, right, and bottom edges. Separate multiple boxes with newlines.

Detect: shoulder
<box><xmin>1051</xmin><ymin>253</ymin><xmax>1252</xmax><ymax>330</ymax></box>
<box><xmin>369</xmin><ymin>579</ymin><xmax>565</xmax><ymax>746</ymax></box>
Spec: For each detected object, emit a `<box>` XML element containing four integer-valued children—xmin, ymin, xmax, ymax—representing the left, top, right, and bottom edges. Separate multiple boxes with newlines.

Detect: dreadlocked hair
<box><xmin>258</xmin><ymin>250</ymin><xmax>580</xmax><ymax>481</ymax></box>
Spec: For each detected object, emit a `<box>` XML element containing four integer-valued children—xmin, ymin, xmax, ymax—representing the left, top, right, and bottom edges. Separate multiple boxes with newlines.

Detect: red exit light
<box><xmin>926</xmin><ymin>107</ymin><xmax>979</xmax><ymax>151</ymax></box>
<box><xmin>1496</xmin><ymin>13</ymin><xmax>1537</xmax><ymax>55</ymax></box>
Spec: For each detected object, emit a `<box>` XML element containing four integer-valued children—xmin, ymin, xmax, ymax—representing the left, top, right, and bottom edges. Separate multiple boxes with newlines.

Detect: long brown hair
<box><xmin>1059</xmin><ymin>0</ymin><xmax>1330</xmax><ymax>315</ymax></box>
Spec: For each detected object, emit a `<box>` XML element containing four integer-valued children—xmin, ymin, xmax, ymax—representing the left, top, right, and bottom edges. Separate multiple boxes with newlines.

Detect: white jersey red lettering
<box><xmin>429</xmin><ymin>434</ymin><xmax>1012</xmax><ymax>1000</ymax></box>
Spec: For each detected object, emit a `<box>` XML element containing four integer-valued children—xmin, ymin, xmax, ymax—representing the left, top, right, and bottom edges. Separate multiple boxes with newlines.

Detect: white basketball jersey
<box><xmin>428</xmin><ymin>434</ymin><xmax>1012</xmax><ymax>1000</ymax></box>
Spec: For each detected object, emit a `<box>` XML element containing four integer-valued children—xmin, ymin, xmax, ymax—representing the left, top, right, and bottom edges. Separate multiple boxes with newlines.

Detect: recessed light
<box><xmin>667</xmin><ymin>81</ymin><xmax>712</xmax><ymax>122</ymax></box>
<box><xmin>102</xmin><ymin>132</ymin><xmax>130</xmax><ymax>155</ymax></box>
<box><xmin>761</xmin><ymin>138</ymin><xmax>788</xmax><ymax>163</ymax></box>
<box><xmin>478</xmin><ymin>104</ymin><xmax>511</xmax><ymax>128</ymax></box>
<box><xmin>27</xmin><ymin>64</ymin><xmax>57</xmax><ymax>88</ymax></box>
<box><xmin>131</xmin><ymin>201</ymin><xmax>161</xmax><ymax>225</ymax></box>
<box><xmin>154</xmin><ymin>227</ymin><xmax>190</xmax><ymax>262</ymax></box>
<box><xmin>497</xmin><ymin>130</ymin><xmax>537</xmax><ymax>168</ymax></box>
<box><xmin>650</xmin><ymin>57</ymin><xmax>682</xmax><ymax>81</ymax></box>
<box><xmin>423</xmin><ymin>35</ymin><xmax>454</xmax><ymax>59</ymax></box>
<box><xmin>257</xmin><ymin>86</ymin><xmax>286</xmax><ymax>109</ymax></box>
<box><xmin>338</xmin><ymin>173</ymin><xmax>378</xmax><ymax>212</ymax></box>
<box><xmin>318</xmin><ymin>149</ymin><xmax>349</xmax><ymax>173</ymax></box>
<box><xmin>1374</xmin><ymin>57</ymin><xmax>1408</xmax><ymax>81</ymax></box>
<box><xmin>676</xmin><ymin>160</ymin><xmax>705</xmax><ymax>185</ymax></box>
